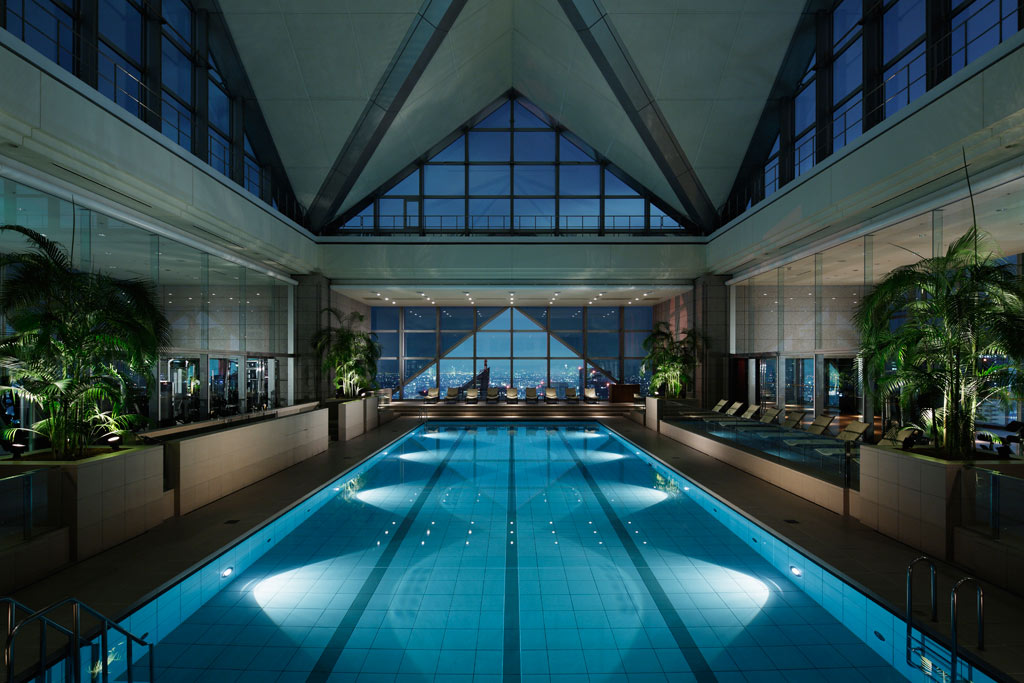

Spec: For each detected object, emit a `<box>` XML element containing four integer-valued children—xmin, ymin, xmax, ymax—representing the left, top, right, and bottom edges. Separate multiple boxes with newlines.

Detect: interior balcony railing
<box><xmin>337</xmin><ymin>214</ymin><xmax>690</xmax><ymax>236</ymax></box>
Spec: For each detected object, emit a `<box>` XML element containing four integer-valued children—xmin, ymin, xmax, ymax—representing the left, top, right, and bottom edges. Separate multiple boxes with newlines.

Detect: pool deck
<box><xmin>11</xmin><ymin>416</ymin><xmax>1024</xmax><ymax>681</ymax></box>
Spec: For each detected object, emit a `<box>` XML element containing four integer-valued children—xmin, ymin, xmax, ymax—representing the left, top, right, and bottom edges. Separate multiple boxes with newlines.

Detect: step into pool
<box><xmin>112</xmin><ymin>421</ymin><xmax>999</xmax><ymax>682</ymax></box>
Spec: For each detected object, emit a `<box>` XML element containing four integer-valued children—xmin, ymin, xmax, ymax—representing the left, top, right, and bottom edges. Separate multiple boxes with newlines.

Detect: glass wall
<box><xmin>0</xmin><ymin>175</ymin><xmax>295</xmax><ymax>437</ymax></box>
<box><xmin>0</xmin><ymin>0</ymin><xmax>301</xmax><ymax>220</ymax></box>
<box><xmin>728</xmin><ymin>0</ymin><xmax>1023</xmax><ymax>220</ymax></box>
<box><xmin>730</xmin><ymin>172</ymin><xmax>1024</xmax><ymax>430</ymax></box>
<box><xmin>339</xmin><ymin>97</ymin><xmax>689</xmax><ymax>234</ymax></box>
<box><xmin>371</xmin><ymin>305</ymin><xmax>653</xmax><ymax>399</ymax></box>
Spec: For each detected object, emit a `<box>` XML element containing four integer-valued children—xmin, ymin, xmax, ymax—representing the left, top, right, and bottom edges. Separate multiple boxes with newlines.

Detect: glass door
<box><xmin>160</xmin><ymin>357</ymin><xmax>201</xmax><ymax>425</ymax></box>
<box><xmin>209</xmin><ymin>358</ymin><xmax>239</xmax><ymax>417</ymax></box>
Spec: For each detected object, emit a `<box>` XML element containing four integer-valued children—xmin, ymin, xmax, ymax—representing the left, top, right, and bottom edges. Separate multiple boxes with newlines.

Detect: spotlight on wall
<box><xmin>106</xmin><ymin>434</ymin><xmax>123</xmax><ymax>452</ymax></box>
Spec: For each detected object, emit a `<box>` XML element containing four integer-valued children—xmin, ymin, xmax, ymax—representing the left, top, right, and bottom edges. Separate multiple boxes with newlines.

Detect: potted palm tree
<box><xmin>855</xmin><ymin>226</ymin><xmax>1024</xmax><ymax>459</ymax></box>
<box><xmin>641</xmin><ymin>321</ymin><xmax>701</xmax><ymax>399</ymax></box>
<box><xmin>0</xmin><ymin>225</ymin><xmax>169</xmax><ymax>459</ymax></box>
<box><xmin>312</xmin><ymin>309</ymin><xmax>381</xmax><ymax>439</ymax></box>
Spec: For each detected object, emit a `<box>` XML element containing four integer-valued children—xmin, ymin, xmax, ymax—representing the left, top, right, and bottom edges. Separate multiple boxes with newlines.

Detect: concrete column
<box><xmin>693</xmin><ymin>275</ymin><xmax>729</xmax><ymax>410</ymax></box>
<box><xmin>293</xmin><ymin>274</ymin><xmax>331</xmax><ymax>403</ymax></box>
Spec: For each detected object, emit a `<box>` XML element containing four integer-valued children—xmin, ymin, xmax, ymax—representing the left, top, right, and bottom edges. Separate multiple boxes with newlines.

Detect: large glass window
<box><xmin>371</xmin><ymin>305</ymin><xmax>655</xmax><ymax>399</ymax></box>
<box><xmin>336</xmin><ymin>96</ymin><xmax>690</xmax><ymax>233</ymax></box>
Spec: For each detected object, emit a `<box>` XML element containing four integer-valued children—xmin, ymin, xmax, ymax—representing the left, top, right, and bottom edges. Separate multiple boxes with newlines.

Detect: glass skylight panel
<box><xmin>559</xmin><ymin>135</ymin><xmax>593</xmax><ymax>162</ymax></box>
<box><xmin>386</xmin><ymin>169</ymin><xmax>419</xmax><ymax>196</ymax></box>
<box><xmin>513</xmin><ymin>166</ymin><xmax>555</xmax><ymax>195</ymax></box>
<box><xmin>424</xmin><ymin>165</ymin><xmax>465</xmax><ymax>195</ymax></box>
<box><xmin>432</xmin><ymin>137</ymin><xmax>465</xmax><ymax>162</ymax></box>
<box><xmin>476</xmin><ymin>101</ymin><xmax>511</xmax><ymax>127</ymax></box>
<box><xmin>513</xmin><ymin>101</ymin><xmax>547</xmax><ymax>127</ymax></box>
<box><xmin>469</xmin><ymin>166</ymin><xmax>510</xmax><ymax>194</ymax></box>
<box><xmin>514</xmin><ymin>132</ymin><xmax>556</xmax><ymax>161</ymax></box>
<box><xmin>559</xmin><ymin>166</ymin><xmax>600</xmax><ymax>195</ymax></box>
<box><xmin>604</xmin><ymin>170</ymin><xmax>638</xmax><ymax>196</ymax></box>
<box><xmin>468</xmin><ymin>131</ymin><xmax>510</xmax><ymax>161</ymax></box>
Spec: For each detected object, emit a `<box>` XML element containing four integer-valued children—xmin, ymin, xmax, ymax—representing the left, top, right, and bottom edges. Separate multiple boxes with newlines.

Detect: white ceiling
<box><xmin>218</xmin><ymin>0</ymin><xmax>806</xmax><ymax>223</ymax></box>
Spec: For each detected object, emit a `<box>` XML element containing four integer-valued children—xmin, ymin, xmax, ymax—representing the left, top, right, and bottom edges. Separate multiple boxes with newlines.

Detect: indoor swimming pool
<box><xmin>113</xmin><ymin>421</ymin><xmax>992</xmax><ymax>682</ymax></box>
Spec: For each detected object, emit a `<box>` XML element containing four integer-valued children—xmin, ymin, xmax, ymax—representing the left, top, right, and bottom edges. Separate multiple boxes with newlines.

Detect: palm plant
<box><xmin>0</xmin><ymin>225</ymin><xmax>170</xmax><ymax>459</ymax></box>
<box><xmin>311</xmin><ymin>309</ymin><xmax>381</xmax><ymax>398</ymax></box>
<box><xmin>854</xmin><ymin>226</ymin><xmax>1024</xmax><ymax>459</ymax></box>
<box><xmin>641</xmin><ymin>322</ymin><xmax>701</xmax><ymax>398</ymax></box>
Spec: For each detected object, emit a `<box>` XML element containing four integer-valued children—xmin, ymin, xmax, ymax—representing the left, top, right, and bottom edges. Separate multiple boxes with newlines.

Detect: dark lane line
<box><xmin>557</xmin><ymin>430</ymin><xmax>717</xmax><ymax>683</ymax></box>
<box><xmin>306</xmin><ymin>430</ymin><xmax>467</xmax><ymax>683</ymax></box>
<box><xmin>503</xmin><ymin>427</ymin><xmax>520</xmax><ymax>682</ymax></box>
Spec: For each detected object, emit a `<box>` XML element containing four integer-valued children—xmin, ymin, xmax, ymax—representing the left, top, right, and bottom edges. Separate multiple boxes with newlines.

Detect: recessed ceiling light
<box><xmin>384</xmin><ymin>297</ymin><xmax>389</xmax><ymax>301</ymax></box>
<box><xmin>391</xmin><ymin>301</ymin><xmax>397</xmax><ymax>305</ymax></box>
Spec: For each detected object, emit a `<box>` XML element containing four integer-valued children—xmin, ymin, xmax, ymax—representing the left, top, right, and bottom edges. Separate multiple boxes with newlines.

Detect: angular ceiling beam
<box><xmin>722</xmin><ymin>0</ymin><xmax>832</xmax><ymax>224</ymax></box>
<box><xmin>197</xmin><ymin>0</ymin><xmax>304</xmax><ymax>225</ymax></box>
<box><xmin>558</xmin><ymin>0</ymin><xmax>720</xmax><ymax>234</ymax></box>
<box><xmin>306</xmin><ymin>0</ymin><xmax>468</xmax><ymax>232</ymax></box>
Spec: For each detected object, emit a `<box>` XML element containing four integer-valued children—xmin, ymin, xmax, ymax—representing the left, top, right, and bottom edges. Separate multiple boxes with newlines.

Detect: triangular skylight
<box><xmin>337</xmin><ymin>95</ymin><xmax>688</xmax><ymax>233</ymax></box>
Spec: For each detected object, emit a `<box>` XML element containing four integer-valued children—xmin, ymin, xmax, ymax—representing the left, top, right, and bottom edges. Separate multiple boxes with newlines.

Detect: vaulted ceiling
<box><xmin>217</xmin><ymin>0</ymin><xmax>806</xmax><ymax>231</ymax></box>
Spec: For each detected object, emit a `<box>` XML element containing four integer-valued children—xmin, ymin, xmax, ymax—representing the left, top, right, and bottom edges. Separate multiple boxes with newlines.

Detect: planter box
<box><xmin>326</xmin><ymin>397</ymin><xmax>380</xmax><ymax>440</ymax></box>
<box><xmin>58</xmin><ymin>444</ymin><xmax>171</xmax><ymax>560</ymax></box>
<box><xmin>167</xmin><ymin>408</ymin><xmax>328</xmax><ymax>516</ymax></box>
<box><xmin>855</xmin><ymin>444</ymin><xmax>1006</xmax><ymax>559</ymax></box>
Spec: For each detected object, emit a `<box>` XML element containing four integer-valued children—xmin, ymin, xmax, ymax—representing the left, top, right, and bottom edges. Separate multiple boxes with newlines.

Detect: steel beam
<box><xmin>558</xmin><ymin>0</ymin><xmax>719</xmax><ymax>233</ymax></box>
<box><xmin>306</xmin><ymin>0</ymin><xmax>468</xmax><ymax>231</ymax></box>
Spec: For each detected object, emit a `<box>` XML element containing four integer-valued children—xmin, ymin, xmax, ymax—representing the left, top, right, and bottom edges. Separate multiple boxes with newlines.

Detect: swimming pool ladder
<box><xmin>905</xmin><ymin>557</ymin><xmax>985</xmax><ymax>682</ymax></box>
<box><xmin>3</xmin><ymin>596</ymin><xmax>154</xmax><ymax>682</ymax></box>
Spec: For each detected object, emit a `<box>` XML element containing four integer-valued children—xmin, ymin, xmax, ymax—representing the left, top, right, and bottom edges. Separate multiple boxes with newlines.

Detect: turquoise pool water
<box><xmin>132</xmin><ymin>420</ymin><xmax>928</xmax><ymax>682</ymax></box>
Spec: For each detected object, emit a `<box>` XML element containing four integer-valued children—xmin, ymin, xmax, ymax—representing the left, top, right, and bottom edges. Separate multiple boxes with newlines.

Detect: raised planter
<box><xmin>166</xmin><ymin>408</ymin><xmax>328</xmax><ymax>515</ymax></box>
<box><xmin>326</xmin><ymin>397</ymin><xmax>381</xmax><ymax>440</ymax></box>
<box><xmin>0</xmin><ymin>444</ymin><xmax>171</xmax><ymax>562</ymax></box>
<box><xmin>853</xmin><ymin>444</ymin><xmax>1006</xmax><ymax>559</ymax></box>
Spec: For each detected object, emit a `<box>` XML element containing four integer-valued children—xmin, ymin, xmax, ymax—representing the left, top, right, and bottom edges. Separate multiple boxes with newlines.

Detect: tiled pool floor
<box><xmin>150</xmin><ymin>423</ymin><xmax>903</xmax><ymax>682</ymax></box>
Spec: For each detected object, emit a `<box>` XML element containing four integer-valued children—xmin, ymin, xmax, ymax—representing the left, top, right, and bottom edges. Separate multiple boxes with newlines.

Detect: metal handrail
<box><xmin>905</xmin><ymin>556</ymin><xmax>938</xmax><ymax>667</ymax></box>
<box><xmin>950</xmin><ymin>577</ymin><xmax>985</xmax><ymax>683</ymax></box>
<box><xmin>5</xmin><ymin>596</ymin><xmax>154</xmax><ymax>683</ymax></box>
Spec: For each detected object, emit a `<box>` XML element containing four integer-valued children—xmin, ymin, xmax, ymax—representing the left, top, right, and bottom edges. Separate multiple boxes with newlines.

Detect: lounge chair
<box><xmin>717</xmin><ymin>404</ymin><xmax>760</xmax><ymax>423</ymax></box>
<box><xmin>544</xmin><ymin>387</ymin><xmax>558</xmax><ymax>404</ymax></box>
<box><xmin>723</xmin><ymin>402</ymin><xmax>744</xmax><ymax>416</ymax></box>
<box><xmin>781</xmin><ymin>414</ymin><xmax>836</xmax><ymax>447</ymax></box>
<box><xmin>424</xmin><ymin>387</ymin><xmax>439</xmax><ymax>404</ymax></box>
<box><xmin>583</xmin><ymin>387</ymin><xmax>599</xmax><ymax>404</ymax></box>
<box><xmin>525</xmin><ymin>387</ymin><xmax>539</xmax><ymax>403</ymax></box>
<box><xmin>486</xmin><ymin>387</ymin><xmax>500</xmax><ymax>403</ymax></box>
<box><xmin>805</xmin><ymin>414</ymin><xmax>835</xmax><ymax>435</ymax></box>
<box><xmin>465</xmin><ymin>388</ymin><xmax>479</xmax><ymax>404</ymax></box>
<box><xmin>878</xmin><ymin>425</ymin><xmax>919</xmax><ymax>449</ymax></box>
<box><xmin>780</xmin><ymin>411</ymin><xmax>806</xmax><ymax>429</ymax></box>
<box><xmin>710</xmin><ymin>399</ymin><xmax>728</xmax><ymax>412</ymax></box>
<box><xmin>811</xmin><ymin>421</ymin><xmax>873</xmax><ymax>456</ymax></box>
<box><xmin>730</xmin><ymin>407</ymin><xmax>783</xmax><ymax>430</ymax></box>
<box><xmin>565</xmin><ymin>387</ymin><xmax>580</xmax><ymax>403</ymax></box>
<box><xmin>444</xmin><ymin>388</ymin><xmax>459</xmax><ymax>404</ymax></box>
<box><xmin>506</xmin><ymin>387</ymin><xmax>519</xmax><ymax>404</ymax></box>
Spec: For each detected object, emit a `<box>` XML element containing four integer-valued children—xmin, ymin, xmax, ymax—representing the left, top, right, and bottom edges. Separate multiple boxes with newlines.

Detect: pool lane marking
<box><xmin>503</xmin><ymin>427</ymin><xmax>520</xmax><ymax>682</ymax></box>
<box><xmin>557</xmin><ymin>431</ymin><xmax>717</xmax><ymax>683</ymax></box>
<box><xmin>305</xmin><ymin>429</ymin><xmax>468</xmax><ymax>683</ymax></box>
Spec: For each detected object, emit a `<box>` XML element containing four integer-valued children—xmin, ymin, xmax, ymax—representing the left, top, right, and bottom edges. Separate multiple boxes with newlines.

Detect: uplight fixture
<box><xmin>106</xmin><ymin>434</ymin><xmax>122</xmax><ymax>452</ymax></box>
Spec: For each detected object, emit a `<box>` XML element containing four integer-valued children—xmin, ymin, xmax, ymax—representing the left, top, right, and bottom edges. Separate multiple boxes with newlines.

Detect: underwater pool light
<box><xmin>221</xmin><ymin>567</ymin><xmax>234</xmax><ymax>578</ymax></box>
<box><xmin>790</xmin><ymin>565</ymin><xmax>803</xmax><ymax>577</ymax></box>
